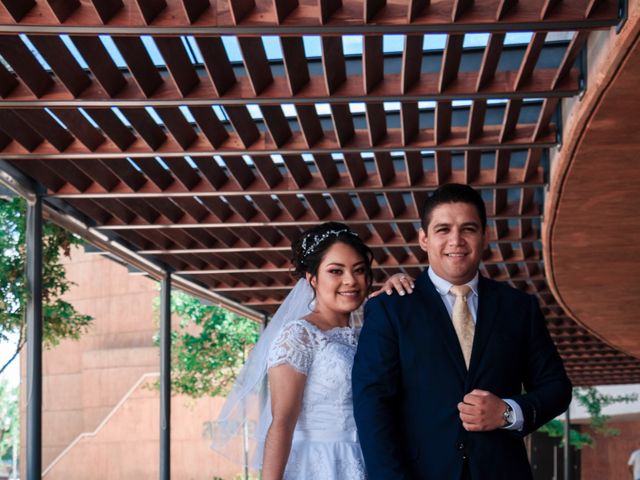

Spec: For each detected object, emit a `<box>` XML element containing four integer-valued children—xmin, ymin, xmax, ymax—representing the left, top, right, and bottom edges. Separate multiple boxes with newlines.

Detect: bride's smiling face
<box><xmin>307</xmin><ymin>242</ymin><xmax>368</xmax><ymax>316</ymax></box>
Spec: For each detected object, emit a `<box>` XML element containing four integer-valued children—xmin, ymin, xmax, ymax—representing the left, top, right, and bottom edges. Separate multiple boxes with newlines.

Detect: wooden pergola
<box><xmin>1</xmin><ymin>0</ymin><xmax>639</xmax><ymax>403</ymax></box>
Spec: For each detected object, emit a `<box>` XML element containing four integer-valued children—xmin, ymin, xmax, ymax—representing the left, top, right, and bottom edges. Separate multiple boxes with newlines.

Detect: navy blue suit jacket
<box><xmin>352</xmin><ymin>271</ymin><xmax>572</xmax><ymax>480</ymax></box>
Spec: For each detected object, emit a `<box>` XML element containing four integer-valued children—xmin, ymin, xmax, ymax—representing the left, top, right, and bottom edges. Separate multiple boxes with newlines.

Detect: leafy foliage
<box><xmin>156</xmin><ymin>291</ymin><xmax>260</xmax><ymax>398</ymax></box>
<box><xmin>0</xmin><ymin>197</ymin><xmax>93</xmax><ymax>375</ymax></box>
<box><xmin>538</xmin><ymin>386</ymin><xmax>639</xmax><ymax>449</ymax></box>
<box><xmin>0</xmin><ymin>379</ymin><xmax>18</xmax><ymax>462</ymax></box>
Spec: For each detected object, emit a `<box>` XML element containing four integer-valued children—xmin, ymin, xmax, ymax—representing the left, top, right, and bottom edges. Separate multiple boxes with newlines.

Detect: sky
<box><xmin>0</xmin><ymin>333</ymin><xmax>20</xmax><ymax>388</ymax></box>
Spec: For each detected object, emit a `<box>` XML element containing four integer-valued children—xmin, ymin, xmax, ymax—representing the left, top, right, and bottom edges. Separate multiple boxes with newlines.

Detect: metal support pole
<box><xmin>26</xmin><ymin>192</ymin><xmax>43</xmax><ymax>480</ymax></box>
<box><xmin>564</xmin><ymin>409</ymin><xmax>571</xmax><ymax>480</ymax></box>
<box><xmin>160</xmin><ymin>271</ymin><xmax>171</xmax><ymax>480</ymax></box>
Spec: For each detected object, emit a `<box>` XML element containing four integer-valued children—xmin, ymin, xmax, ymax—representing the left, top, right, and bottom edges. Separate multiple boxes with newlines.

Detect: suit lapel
<box><xmin>417</xmin><ymin>271</ymin><xmax>467</xmax><ymax>380</ymax></box>
<box><xmin>467</xmin><ymin>275</ymin><xmax>500</xmax><ymax>381</ymax></box>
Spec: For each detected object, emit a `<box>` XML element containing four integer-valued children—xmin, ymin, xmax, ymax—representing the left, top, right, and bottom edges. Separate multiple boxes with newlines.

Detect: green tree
<box><xmin>538</xmin><ymin>386</ymin><xmax>639</xmax><ymax>449</ymax></box>
<box><xmin>0</xmin><ymin>197</ymin><xmax>93</xmax><ymax>375</ymax></box>
<box><xmin>0</xmin><ymin>379</ymin><xmax>18</xmax><ymax>463</ymax></box>
<box><xmin>158</xmin><ymin>291</ymin><xmax>260</xmax><ymax>398</ymax></box>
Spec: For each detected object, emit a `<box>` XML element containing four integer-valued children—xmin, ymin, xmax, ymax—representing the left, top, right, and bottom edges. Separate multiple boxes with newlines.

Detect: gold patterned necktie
<box><xmin>449</xmin><ymin>284</ymin><xmax>474</xmax><ymax>369</ymax></box>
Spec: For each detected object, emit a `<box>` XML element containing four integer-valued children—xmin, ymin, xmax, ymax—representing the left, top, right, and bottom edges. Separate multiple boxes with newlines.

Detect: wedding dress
<box><xmin>267</xmin><ymin>318</ymin><xmax>367</xmax><ymax>480</ymax></box>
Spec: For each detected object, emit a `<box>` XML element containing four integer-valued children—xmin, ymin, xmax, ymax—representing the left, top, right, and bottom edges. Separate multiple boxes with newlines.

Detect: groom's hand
<box><xmin>457</xmin><ymin>389</ymin><xmax>506</xmax><ymax>432</ymax></box>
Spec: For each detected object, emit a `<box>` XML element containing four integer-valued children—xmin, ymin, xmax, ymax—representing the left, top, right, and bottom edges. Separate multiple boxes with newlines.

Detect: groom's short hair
<box><xmin>421</xmin><ymin>183</ymin><xmax>487</xmax><ymax>232</ymax></box>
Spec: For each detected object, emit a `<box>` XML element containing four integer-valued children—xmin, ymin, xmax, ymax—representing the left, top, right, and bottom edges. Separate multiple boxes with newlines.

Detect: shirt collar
<box><xmin>428</xmin><ymin>268</ymin><xmax>479</xmax><ymax>297</ymax></box>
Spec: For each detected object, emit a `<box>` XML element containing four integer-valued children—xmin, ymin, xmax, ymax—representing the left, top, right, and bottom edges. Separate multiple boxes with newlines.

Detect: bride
<box><xmin>213</xmin><ymin>222</ymin><xmax>414</xmax><ymax>479</ymax></box>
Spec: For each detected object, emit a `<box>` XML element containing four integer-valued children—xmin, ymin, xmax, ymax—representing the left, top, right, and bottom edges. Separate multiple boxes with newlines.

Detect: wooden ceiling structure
<box><xmin>0</xmin><ymin>0</ymin><xmax>638</xmax><ymax>386</ymax></box>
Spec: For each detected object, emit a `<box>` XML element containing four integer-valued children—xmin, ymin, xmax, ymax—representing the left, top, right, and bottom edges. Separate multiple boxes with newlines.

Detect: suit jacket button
<box><xmin>456</xmin><ymin>442</ymin><xmax>465</xmax><ymax>450</ymax></box>
<box><xmin>462</xmin><ymin>454</ymin><xmax>468</xmax><ymax>461</ymax></box>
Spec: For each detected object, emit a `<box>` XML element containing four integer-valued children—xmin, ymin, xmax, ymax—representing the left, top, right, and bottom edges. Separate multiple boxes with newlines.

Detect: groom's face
<box><xmin>418</xmin><ymin>202</ymin><xmax>487</xmax><ymax>285</ymax></box>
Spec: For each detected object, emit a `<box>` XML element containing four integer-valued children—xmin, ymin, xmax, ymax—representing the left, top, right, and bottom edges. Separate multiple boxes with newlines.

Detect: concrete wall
<box><xmin>21</xmin><ymin>248</ymin><xmax>245</xmax><ymax>479</ymax></box>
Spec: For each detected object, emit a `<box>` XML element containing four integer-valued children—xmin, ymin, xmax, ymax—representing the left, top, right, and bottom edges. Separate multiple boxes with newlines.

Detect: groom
<box><xmin>352</xmin><ymin>183</ymin><xmax>572</xmax><ymax>480</ymax></box>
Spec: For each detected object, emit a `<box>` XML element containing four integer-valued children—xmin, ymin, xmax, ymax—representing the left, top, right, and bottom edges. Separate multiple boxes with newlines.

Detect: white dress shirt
<box><xmin>428</xmin><ymin>268</ymin><xmax>524</xmax><ymax>431</ymax></box>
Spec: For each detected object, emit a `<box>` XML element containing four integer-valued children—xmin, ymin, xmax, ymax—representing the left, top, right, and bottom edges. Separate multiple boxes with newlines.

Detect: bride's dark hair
<box><xmin>291</xmin><ymin>222</ymin><xmax>374</xmax><ymax>291</ymax></box>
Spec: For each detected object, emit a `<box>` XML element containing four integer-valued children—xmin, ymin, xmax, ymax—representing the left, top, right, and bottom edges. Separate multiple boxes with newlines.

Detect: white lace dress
<box><xmin>267</xmin><ymin>319</ymin><xmax>367</xmax><ymax>480</ymax></box>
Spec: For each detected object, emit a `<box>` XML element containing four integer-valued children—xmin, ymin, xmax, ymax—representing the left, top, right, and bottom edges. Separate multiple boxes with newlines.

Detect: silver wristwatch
<box><xmin>502</xmin><ymin>403</ymin><xmax>515</xmax><ymax>426</ymax></box>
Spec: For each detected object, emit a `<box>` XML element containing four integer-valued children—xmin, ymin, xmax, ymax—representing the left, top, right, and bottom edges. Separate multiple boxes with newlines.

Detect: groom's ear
<box><xmin>418</xmin><ymin>228</ymin><xmax>429</xmax><ymax>252</ymax></box>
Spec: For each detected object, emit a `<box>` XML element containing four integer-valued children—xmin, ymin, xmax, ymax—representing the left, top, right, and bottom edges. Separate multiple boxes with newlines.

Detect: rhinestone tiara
<box><xmin>301</xmin><ymin>228</ymin><xmax>358</xmax><ymax>259</ymax></box>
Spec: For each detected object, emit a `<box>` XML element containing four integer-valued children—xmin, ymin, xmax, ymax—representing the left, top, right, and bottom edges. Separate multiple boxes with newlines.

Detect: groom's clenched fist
<box><xmin>457</xmin><ymin>389</ymin><xmax>507</xmax><ymax>431</ymax></box>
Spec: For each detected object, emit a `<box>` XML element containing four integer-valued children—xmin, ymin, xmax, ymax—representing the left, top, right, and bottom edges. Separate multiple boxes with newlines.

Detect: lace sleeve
<box><xmin>267</xmin><ymin>320</ymin><xmax>314</xmax><ymax>375</ymax></box>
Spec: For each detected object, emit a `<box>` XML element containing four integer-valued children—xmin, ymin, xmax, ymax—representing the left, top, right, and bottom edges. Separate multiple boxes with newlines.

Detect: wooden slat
<box><xmin>112</xmin><ymin>36</ymin><xmax>163</xmax><ymax>97</ymax></box>
<box><xmin>224</xmin><ymin>106</ymin><xmax>260</xmax><ymax>148</ymax></box>
<box><xmin>499</xmin><ymin>99</ymin><xmax>522</xmax><ymax>142</ymax></box>
<box><xmin>521</xmin><ymin>148</ymin><xmax>542</xmax><ymax>182</ymax></box>
<box><xmin>552</xmin><ymin>31</ymin><xmax>589</xmax><ymax>89</ymax></box>
<box><xmin>452</xmin><ymin>0</ymin><xmax>473</xmax><ymax>21</ymax></box>
<box><xmin>494</xmin><ymin>149</ymin><xmax>510</xmax><ymax>182</ymax></box>
<box><xmin>531</xmin><ymin>97</ymin><xmax>558</xmax><ymax>140</ymax></box>
<box><xmin>363</xmin><ymin>35</ymin><xmax>383</xmax><ymax>94</ymax></box>
<box><xmin>496</xmin><ymin>0</ymin><xmax>517</xmax><ymax>20</ymax></box>
<box><xmin>513</xmin><ymin>32</ymin><xmax>547</xmax><ymax>91</ymax></box>
<box><xmin>102</xmin><ymin>158</ymin><xmax>147</xmax><ymax>190</ymax></box>
<box><xmin>280</xmin><ymin>36</ymin><xmax>309</xmax><ymax>95</ymax></box>
<box><xmin>0</xmin><ymin>35</ymin><xmax>53</xmax><ymax>98</ymax></box>
<box><xmin>404</xmin><ymin>151</ymin><xmax>423</xmax><ymax>185</ymax></box>
<box><xmin>51</xmin><ymin>108</ymin><xmax>106</xmax><ymax>150</ymax></box>
<box><xmin>43</xmin><ymin>159</ymin><xmax>93</xmax><ymax>192</ymax></box>
<box><xmin>282</xmin><ymin>154</ymin><xmax>312</xmax><ymax>187</ymax></box>
<box><xmin>319</xmin><ymin>0</ymin><xmax>341</xmax><ymax>23</ymax></box>
<box><xmin>252</xmin><ymin>155</ymin><xmax>283</xmax><ymax>188</ymax></box>
<box><xmin>195</xmin><ymin>36</ymin><xmax>237</xmax><ymax>96</ymax></box>
<box><xmin>228</xmin><ymin>0</ymin><xmax>255</xmax><ymax>23</ymax></box>
<box><xmin>540</xmin><ymin>0</ymin><xmax>560</xmax><ymax>20</ymax></box>
<box><xmin>313</xmin><ymin>153</ymin><xmax>339</xmax><ymax>187</ymax></box>
<box><xmin>90</xmin><ymin>0</ymin><xmax>124</xmax><ymax>23</ymax></box>
<box><xmin>135</xmin><ymin>0</ymin><xmax>167</xmax><ymax>24</ymax></box>
<box><xmin>467</xmin><ymin>99</ymin><xmax>486</xmax><ymax>142</ymax></box>
<box><xmin>295</xmin><ymin>104</ymin><xmax>324</xmax><ymax>147</ymax></box>
<box><xmin>261</xmin><ymin>105</ymin><xmax>292</xmax><ymax>147</ymax></box>
<box><xmin>322</xmin><ymin>36</ymin><xmax>346</xmax><ymax>94</ymax></box>
<box><xmin>0</xmin><ymin>61</ymin><xmax>18</xmax><ymax>97</ymax></box>
<box><xmin>29</xmin><ymin>35</ymin><xmax>91</xmax><ymax>97</ymax></box>
<box><xmin>373</xmin><ymin>151</ymin><xmax>395</xmax><ymax>185</ymax></box>
<box><xmin>435</xmin><ymin>151</ymin><xmax>452</xmax><ymax>184</ymax></box>
<box><xmin>155</xmin><ymin>36</ymin><xmax>200</xmax><ymax>97</ymax></box>
<box><xmin>0</xmin><ymin>110</ymin><xmax>43</xmax><ymax>151</ymax></box>
<box><xmin>364</xmin><ymin>0</ymin><xmax>386</xmax><ymax>22</ymax></box>
<box><xmin>343</xmin><ymin>153</ymin><xmax>367</xmax><ymax>186</ymax></box>
<box><xmin>464</xmin><ymin>150</ymin><xmax>481</xmax><ymax>183</ymax></box>
<box><xmin>407</xmin><ymin>0</ymin><xmax>428</xmax><ymax>22</ymax></box>
<box><xmin>439</xmin><ymin>34</ymin><xmax>464</xmax><ymax>92</ymax></box>
<box><xmin>0</xmin><ymin>0</ymin><xmax>35</xmax><ymax>21</ymax></box>
<box><xmin>401</xmin><ymin>34</ymin><xmax>423</xmax><ymax>93</ymax></box>
<box><xmin>401</xmin><ymin>102</ymin><xmax>419</xmax><ymax>145</ymax></box>
<box><xmin>163</xmin><ymin>157</ymin><xmax>201</xmax><ymax>189</ymax></box>
<box><xmin>14</xmin><ymin>109</ymin><xmax>74</xmax><ymax>151</ymax></box>
<box><xmin>435</xmin><ymin>100</ymin><xmax>452</xmax><ymax>144</ymax></box>
<box><xmin>134</xmin><ymin>157</ymin><xmax>174</xmax><ymax>189</ymax></box>
<box><xmin>238</xmin><ymin>36</ymin><xmax>273</xmax><ymax>95</ymax></box>
<box><xmin>365</xmin><ymin>102</ymin><xmax>386</xmax><ymax>146</ymax></box>
<box><xmin>192</xmin><ymin>156</ymin><xmax>228</xmax><ymax>189</ymax></box>
<box><xmin>190</xmin><ymin>106</ymin><xmax>229</xmax><ymax>148</ymax></box>
<box><xmin>155</xmin><ymin>107</ymin><xmax>197</xmax><ymax>149</ymax></box>
<box><xmin>122</xmin><ymin>107</ymin><xmax>167</xmax><ymax>150</ymax></box>
<box><xmin>331</xmin><ymin>103</ymin><xmax>354</xmax><ymax>147</ymax></box>
<box><xmin>71</xmin><ymin>35</ymin><xmax>127</xmax><ymax>96</ymax></box>
<box><xmin>84</xmin><ymin>108</ymin><xmax>136</xmax><ymax>150</ymax></box>
<box><xmin>46</xmin><ymin>0</ymin><xmax>80</xmax><ymax>22</ymax></box>
<box><xmin>273</xmin><ymin>0</ymin><xmax>298</xmax><ymax>23</ymax></box>
<box><xmin>182</xmin><ymin>0</ymin><xmax>210</xmax><ymax>23</ymax></box>
<box><xmin>70</xmin><ymin>159</ymin><xmax>120</xmax><ymax>191</ymax></box>
<box><xmin>476</xmin><ymin>33</ymin><xmax>505</xmax><ymax>91</ymax></box>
